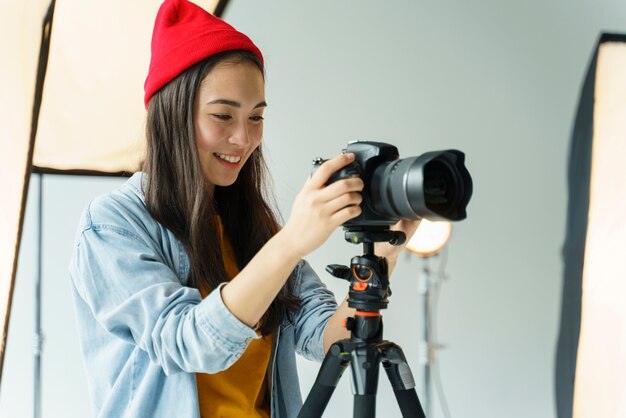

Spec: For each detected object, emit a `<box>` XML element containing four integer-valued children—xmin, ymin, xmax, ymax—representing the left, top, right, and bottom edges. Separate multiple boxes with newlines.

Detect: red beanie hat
<box><xmin>144</xmin><ymin>0</ymin><xmax>264</xmax><ymax>107</ymax></box>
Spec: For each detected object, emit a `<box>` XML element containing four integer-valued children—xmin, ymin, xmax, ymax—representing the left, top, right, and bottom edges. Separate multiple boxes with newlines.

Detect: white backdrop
<box><xmin>2</xmin><ymin>0</ymin><xmax>626</xmax><ymax>417</ymax></box>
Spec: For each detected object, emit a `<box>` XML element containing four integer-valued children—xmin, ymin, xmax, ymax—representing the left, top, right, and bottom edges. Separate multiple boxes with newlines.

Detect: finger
<box><xmin>317</xmin><ymin>177</ymin><xmax>364</xmax><ymax>202</ymax></box>
<box><xmin>307</xmin><ymin>153</ymin><xmax>356</xmax><ymax>189</ymax></box>
<box><xmin>323</xmin><ymin>192</ymin><xmax>363</xmax><ymax>216</ymax></box>
<box><xmin>330</xmin><ymin>204</ymin><xmax>362</xmax><ymax>225</ymax></box>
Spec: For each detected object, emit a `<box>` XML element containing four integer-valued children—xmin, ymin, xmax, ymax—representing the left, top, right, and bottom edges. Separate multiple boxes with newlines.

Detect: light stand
<box><xmin>34</xmin><ymin>174</ymin><xmax>44</xmax><ymax>418</ymax></box>
<box><xmin>406</xmin><ymin>220</ymin><xmax>452</xmax><ymax>418</ymax></box>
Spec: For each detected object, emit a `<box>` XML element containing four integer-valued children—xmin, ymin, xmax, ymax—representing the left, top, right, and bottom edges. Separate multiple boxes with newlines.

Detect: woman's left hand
<box><xmin>374</xmin><ymin>219</ymin><xmax>421</xmax><ymax>263</ymax></box>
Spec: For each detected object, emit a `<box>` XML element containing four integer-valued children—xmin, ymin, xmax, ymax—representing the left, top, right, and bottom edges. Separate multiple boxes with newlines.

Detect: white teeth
<box><xmin>215</xmin><ymin>153</ymin><xmax>242</xmax><ymax>163</ymax></box>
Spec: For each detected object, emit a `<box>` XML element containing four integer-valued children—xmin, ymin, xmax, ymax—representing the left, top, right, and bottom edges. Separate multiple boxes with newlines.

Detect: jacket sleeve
<box><xmin>70</xmin><ymin>224</ymin><xmax>259</xmax><ymax>376</ymax></box>
<box><xmin>290</xmin><ymin>260</ymin><xmax>339</xmax><ymax>362</ymax></box>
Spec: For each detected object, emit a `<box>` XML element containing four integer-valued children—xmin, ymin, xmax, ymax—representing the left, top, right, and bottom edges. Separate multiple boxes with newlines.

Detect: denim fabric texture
<box><xmin>69</xmin><ymin>173</ymin><xmax>338</xmax><ymax>418</ymax></box>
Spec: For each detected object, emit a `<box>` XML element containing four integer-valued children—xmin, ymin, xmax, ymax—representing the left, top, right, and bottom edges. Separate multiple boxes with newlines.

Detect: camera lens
<box><xmin>369</xmin><ymin>150</ymin><xmax>472</xmax><ymax>221</ymax></box>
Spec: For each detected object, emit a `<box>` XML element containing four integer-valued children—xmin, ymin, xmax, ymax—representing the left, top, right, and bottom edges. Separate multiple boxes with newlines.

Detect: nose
<box><xmin>229</xmin><ymin>120</ymin><xmax>251</xmax><ymax>148</ymax></box>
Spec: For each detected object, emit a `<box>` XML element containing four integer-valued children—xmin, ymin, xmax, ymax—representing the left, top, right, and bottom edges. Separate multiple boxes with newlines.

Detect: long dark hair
<box><xmin>143</xmin><ymin>50</ymin><xmax>300</xmax><ymax>335</ymax></box>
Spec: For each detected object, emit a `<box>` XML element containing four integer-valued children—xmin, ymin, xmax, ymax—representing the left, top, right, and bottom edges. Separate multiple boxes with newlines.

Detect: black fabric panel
<box><xmin>31</xmin><ymin>166</ymin><xmax>133</xmax><ymax>177</ymax></box>
<box><xmin>214</xmin><ymin>0</ymin><xmax>230</xmax><ymax>18</ymax></box>
<box><xmin>554</xmin><ymin>35</ymin><xmax>598</xmax><ymax>418</ymax></box>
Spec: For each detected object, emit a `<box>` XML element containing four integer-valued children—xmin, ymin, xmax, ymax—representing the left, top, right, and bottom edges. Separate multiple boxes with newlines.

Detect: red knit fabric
<box><xmin>144</xmin><ymin>0</ymin><xmax>264</xmax><ymax>107</ymax></box>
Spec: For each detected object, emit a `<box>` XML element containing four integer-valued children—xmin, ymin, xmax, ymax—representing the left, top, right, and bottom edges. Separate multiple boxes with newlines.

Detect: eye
<box><xmin>211</xmin><ymin>114</ymin><xmax>232</xmax><ymax>121</ymax></box>
<box><xmin>249</xmin><ymin>115</ymin><xmax>264</xmax><ymax>122</ymax></box>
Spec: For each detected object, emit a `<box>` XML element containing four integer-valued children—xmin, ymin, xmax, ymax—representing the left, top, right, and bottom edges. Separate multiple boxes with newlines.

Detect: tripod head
<box><xmin>326</xmin><ymin>228</ymin><xmax>406</xmax><ymax>313</ymax></box>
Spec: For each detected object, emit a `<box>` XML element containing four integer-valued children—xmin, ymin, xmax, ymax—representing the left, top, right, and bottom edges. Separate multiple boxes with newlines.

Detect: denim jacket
<box><xmin>69</xmin><ymin>173</ymin><xmax>338</xmax><ymax>418</ymax></box>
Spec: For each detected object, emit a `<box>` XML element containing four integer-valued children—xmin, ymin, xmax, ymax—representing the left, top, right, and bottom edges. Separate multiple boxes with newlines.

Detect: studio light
<box><xmin>406</xmin><ymin>219</ymin><xmax>452</xmax><ymax>257</ymax></box>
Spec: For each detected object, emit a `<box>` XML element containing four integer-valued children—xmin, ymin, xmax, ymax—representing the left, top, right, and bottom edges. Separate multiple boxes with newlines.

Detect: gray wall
<box><xmin>2</xmin><ymin>0</ymin><xmax>626</xmax><ymax>417</ymax></box>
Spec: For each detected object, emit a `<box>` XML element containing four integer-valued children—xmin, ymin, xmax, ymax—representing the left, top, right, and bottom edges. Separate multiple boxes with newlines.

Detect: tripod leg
<box><xmin>381</xmin><ymin>343</ymin><xmax>426</xmax><ymax>418</ymax></box>
<box><xmin>354</xmin><ymin>395</ymin><xmax>376</xmax><ymax>418</ymax></box>
<box><xmin>298</xmin><ymin>343</ymin><xmax>351</xmax><ymax>418</ymax></box>
<box><xmin>350</xmin><ymin>344</ymin><xmax>382</xmax><ymax>418</ymax></box>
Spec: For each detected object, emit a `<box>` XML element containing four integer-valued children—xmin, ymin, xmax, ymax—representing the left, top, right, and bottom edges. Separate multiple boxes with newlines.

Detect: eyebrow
<box><xmin>206</xmin><ymin>99</ymin><xmax>267</xmax><ymax>109</ymax></box>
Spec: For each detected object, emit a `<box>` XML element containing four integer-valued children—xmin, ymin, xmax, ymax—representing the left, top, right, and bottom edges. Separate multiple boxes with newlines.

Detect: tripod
<box><xmin>298</xmin><ymin>230</ymin><xmax>426</xmax><ymax>418</ymax></box>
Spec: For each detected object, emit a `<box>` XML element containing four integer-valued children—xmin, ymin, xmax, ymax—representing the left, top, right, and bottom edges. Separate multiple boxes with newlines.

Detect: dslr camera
<box><xmin>312</xmin><ymin>141</ymin><xmax>473</xmax><ymax>232</ymax></box>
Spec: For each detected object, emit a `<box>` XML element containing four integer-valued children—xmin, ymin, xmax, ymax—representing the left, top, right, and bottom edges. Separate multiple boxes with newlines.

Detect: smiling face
<box><xmin>193</xmin><ymin>60</ymin><xmax>266</xmax><ymax>189</ymax></box>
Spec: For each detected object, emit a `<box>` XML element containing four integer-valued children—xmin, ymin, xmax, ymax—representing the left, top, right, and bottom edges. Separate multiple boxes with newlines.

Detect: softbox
<box><xmin>0</xmin><ymin>0</ymin><xmax>229</xmax><ymax>386</ymax></box>
<box><xmin>556</xmin><ymin>33</ymin><xmax>626</xmax><ymax>418</ymax></box>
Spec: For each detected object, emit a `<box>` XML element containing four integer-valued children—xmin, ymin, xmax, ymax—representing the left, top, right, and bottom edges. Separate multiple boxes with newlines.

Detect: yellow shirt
<box><xmin>196</xmin><ymin>221</ymin><xmax>273</xmax><ymax>418</ymax></box>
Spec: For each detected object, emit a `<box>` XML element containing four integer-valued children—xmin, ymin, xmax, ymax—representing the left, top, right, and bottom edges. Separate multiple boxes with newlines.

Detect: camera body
<box><xmin>312</xmin><ymin>141</ymin><xmax>472</xmax><ymax>231</ymax></box>
<box><xmin>313</xmin><ymin>141</ymin><xmax>401</xmax><ymax>229</ymax></box>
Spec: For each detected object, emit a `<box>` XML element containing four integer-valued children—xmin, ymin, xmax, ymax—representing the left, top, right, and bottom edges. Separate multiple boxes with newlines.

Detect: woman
<box><xmin>70</xmin><ymin>1</ymin><xmax>417</xmax><ymax>417</ymax></box>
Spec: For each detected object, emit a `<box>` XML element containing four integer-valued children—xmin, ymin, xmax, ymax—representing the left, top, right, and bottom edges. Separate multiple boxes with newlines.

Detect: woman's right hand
<box><xmin>280</xmin><ymin>152</ymin><xmax>364</xmax><ymax>259</ymax></box>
